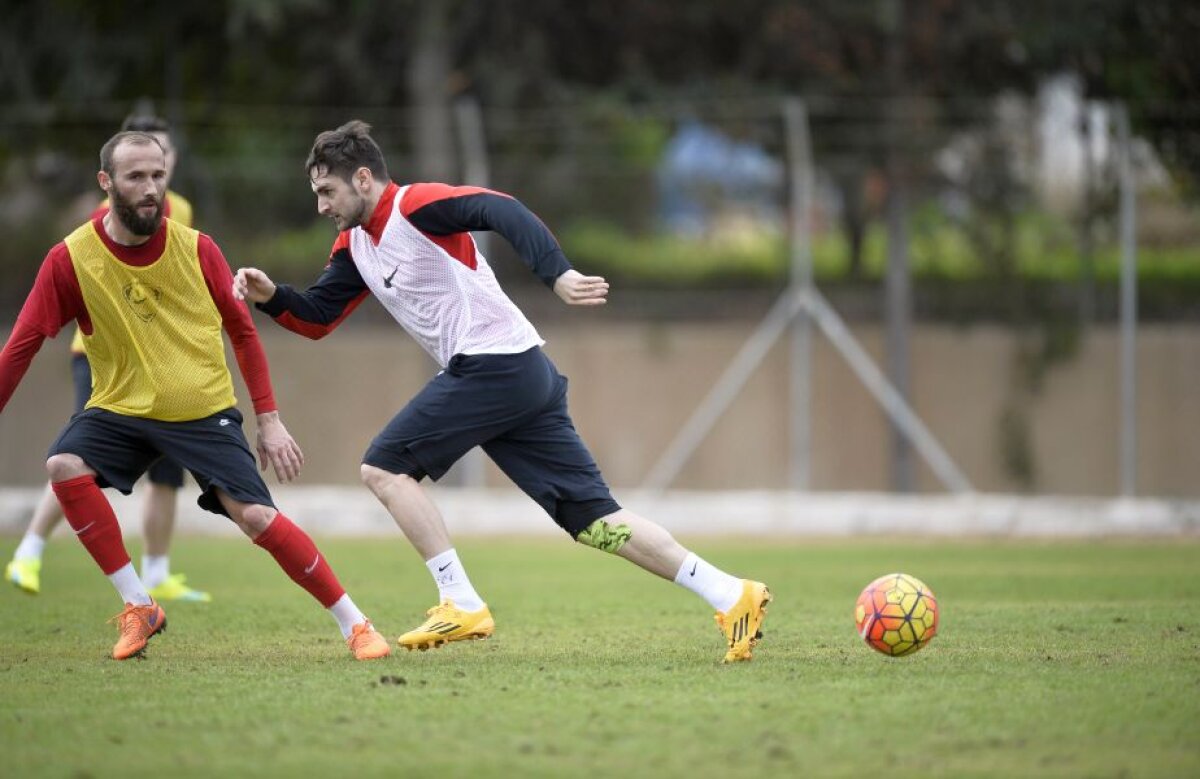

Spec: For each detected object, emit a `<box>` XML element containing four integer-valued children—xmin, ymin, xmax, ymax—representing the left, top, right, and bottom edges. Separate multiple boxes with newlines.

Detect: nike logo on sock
<box><xmin>73</xmin><ymin>521</ymin><xmax>95</xmax><ymax>535</ymax></box>
<box><xmin>438</xmin><ymin>562</ymin><xmax>453</xmax><ymax>572</ymax></box>
<box><xmin>689</xmin><ymin>562</ymin><xmax>698</xmax><ymax>577</ymax></box>
<box><xmin>303</xmin><ymin>555</ymin><xmax>320</xmax><ymax>575</ymax></box>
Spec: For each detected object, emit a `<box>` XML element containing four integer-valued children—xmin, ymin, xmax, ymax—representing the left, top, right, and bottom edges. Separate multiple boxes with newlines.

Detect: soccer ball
<box><xmin>854</xmin><ymin>572</ymin><xmax>939</xmax><ymax>656</ymax></box>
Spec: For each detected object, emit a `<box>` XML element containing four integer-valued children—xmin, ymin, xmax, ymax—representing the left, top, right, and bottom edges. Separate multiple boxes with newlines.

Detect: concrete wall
<box><xmin>1</xmin><ymin>322</ymin><xmax>1196</xmax><ymax>496</ymax></box>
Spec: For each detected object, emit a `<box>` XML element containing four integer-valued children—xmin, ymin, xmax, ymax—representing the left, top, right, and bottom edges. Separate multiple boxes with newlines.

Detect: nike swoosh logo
<box><xmin>303</xmin><ymin>555</ymin><xmax>320</xmax><ymax>575</ymax></box>
<box><xmin>689</xmin><ymin>562</ymin><xmax>698</xmax><ymax>577</ymax></box>
<box><xmin>73</xmin><ymin>521</ymin><xmax>95</xmax><ymax>535</ymax></box>
<box><xmin>383</xmin><ymin>268</ymin><xmax>398</xmax><ymax>288</ymax></box>
<box><xmin>437</xmin><ymin>562</ymin><xmax>453</xmax><ymax>572</ymax></box>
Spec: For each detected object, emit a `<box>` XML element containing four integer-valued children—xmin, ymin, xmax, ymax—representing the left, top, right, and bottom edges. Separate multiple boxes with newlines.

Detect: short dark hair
<box><xmin>120</xmin><ymin>114</ymin><xmax>171</xmax><ymax>135</ymax></box>
<box><xmin>306</xmin><ymin>120</ymin><xmax>389</xmax><ymax>183</ymax></box>
<box><xmin>99</xmin><ymin>131</ymin><xmax>165</xmax><ymax>175</ymax></box>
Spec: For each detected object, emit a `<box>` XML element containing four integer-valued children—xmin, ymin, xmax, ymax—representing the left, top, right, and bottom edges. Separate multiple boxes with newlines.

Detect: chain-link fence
<box><xmin>3</xmin><ymin>89</ymin><xmax>1194</xmax><ymax>322</ymax></box>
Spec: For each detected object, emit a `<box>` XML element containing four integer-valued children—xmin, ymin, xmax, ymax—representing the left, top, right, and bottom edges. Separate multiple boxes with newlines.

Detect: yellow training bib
<box><xmin>64</xmin><ymin>219</ymin><xmax>235</xmax><ymax>421</ymax></box>
<box><xmin>71</xmin><ymin>191</ymin><xmax>194</xmax><ymax>355</ymax></box>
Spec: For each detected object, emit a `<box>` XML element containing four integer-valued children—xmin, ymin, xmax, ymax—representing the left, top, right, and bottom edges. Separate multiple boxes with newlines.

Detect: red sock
<box><xmin>52</xmin><ymin>475</ymin><xmax>131</xmax><ymax>575</ymax></box>
<box><xmin>253</xmin><ymin>513</ymin><xmax>345</xmax><ymax>608</ymax></box>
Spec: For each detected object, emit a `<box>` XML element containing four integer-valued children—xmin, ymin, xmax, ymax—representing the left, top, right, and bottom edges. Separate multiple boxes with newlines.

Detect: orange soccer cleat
<box><xmin>347</xmin><ymin>620</ymin><xmax>391</xmax><ymax>660</ymax></box>
<box><xmin>109</xmin><ymin>600</ymin><xmax>167</xmax><ymax>660</ymax></box>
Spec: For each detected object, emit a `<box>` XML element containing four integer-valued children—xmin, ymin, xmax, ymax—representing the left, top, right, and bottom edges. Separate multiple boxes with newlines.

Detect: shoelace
<box><xmin>424</xmin><ymin>601</ymin><xmax>457</xmax><ymax>619</ymax></box>
<box><xmin>108</xmin><ymin>605</ymin><xmax>149</xmax><ymax>641</ymax></box>
<box><xmin>349</xmin><ymin>622</ymin><xmax>374</xmax><ymax>647</ymax></box>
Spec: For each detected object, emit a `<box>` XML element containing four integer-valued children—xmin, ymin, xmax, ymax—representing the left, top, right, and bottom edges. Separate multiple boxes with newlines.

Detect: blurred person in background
<box><xmin>234</xmin><ymin>120</ymin><xmax>772</xmax><ymax>663</ymax></box>
<box><xmin>0</xmin><ymin>131</ymin><xmax>390</xmax><ymax>661</ymax></box>
<box><xmin>5</xmin><ymin>114</ymin><xmax>209</xmax><ymax>604</ymax></box>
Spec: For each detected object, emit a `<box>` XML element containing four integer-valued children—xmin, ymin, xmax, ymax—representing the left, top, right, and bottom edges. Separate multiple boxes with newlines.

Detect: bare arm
<box><xmin>254</xmin><ymin>410</ymin><xmax>304</xmax><ymax>483</ymax></box>
<box><xmin>200</xmin><ymin>237</ymin><xmax>304</xmax><ymax>482</ymax></box>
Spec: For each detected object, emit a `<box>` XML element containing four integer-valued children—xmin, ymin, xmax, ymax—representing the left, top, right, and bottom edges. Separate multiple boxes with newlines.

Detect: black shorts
<box><xmin>363</xmin><ymin>347</ymin><xmax>620</xmax><ymax>537</ymax></box>
<box><xmin>70</xmin><ymin>354</ymin><xmax>185</xmax><ymax>489</ymax></box>
<box><xmin>48</xmin><ymin>407</ymin><xmax>274</xmax><ymax>517</ymax></box>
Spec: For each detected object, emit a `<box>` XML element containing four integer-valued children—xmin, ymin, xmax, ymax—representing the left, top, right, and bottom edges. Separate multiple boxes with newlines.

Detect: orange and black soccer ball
<box><xmin>854</xmin><ymin>572</ymin><xmax>939</xmax><ymax>656</ymax></box>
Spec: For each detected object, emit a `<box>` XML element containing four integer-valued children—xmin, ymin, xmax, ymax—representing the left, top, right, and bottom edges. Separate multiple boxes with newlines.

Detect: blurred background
<box><xmin>0</xmin><ymin>0</ymin><xmax>1197</xmax><ymax>507</ymax></box>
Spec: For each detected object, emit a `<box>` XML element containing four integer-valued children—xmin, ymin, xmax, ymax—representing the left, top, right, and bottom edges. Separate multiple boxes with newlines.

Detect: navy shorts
<box><xmin>363</xmin><ymin>347</ymin><xmax>620</xmax><ymax>537</ymax></box>
<box><xmin>71</xmin><ymin>354</ymin><xmax>185</xmax><ymax>488</ymax></box>
<box><xmin>48</xmin><ymin>407</ymin><xmax>274</xmax><ymax>518</ymax></box>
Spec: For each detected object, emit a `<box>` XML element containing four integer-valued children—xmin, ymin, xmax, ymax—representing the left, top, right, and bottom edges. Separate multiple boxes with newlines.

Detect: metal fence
<box><xmin>0</xmin><ymin>90</ymin><xmax>1196</xmax><ymax>495</ymax></box>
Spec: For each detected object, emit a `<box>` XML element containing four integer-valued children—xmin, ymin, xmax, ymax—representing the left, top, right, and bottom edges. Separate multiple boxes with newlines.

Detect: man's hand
<box><xmin>553</xmin><ymin>269</ymin><xmax>608</xmax><ymax>306</ymax></box>
<box><xmin>233</xmin><ymin>267</ymin><xmax>278</xmax><ymax>304</ymax></box>
<box><xmin>255</xmin><ymin>411</ymin><xmax>305</xmax><ymax>482</ymax></box>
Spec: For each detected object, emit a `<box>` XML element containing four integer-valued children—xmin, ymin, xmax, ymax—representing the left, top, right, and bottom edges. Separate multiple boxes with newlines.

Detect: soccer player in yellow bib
<box><xmin>0</xmin><ymin>131</ymin><xmax>390</xmax><ymax>661</ymax></box>
<box><xmin>5</xmin><ymin>115</ymin><xmax>208</xmax><ymax>603</ymax></box>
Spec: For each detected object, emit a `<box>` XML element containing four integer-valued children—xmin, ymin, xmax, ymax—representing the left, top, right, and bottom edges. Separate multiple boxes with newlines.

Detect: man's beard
<box><xmin>111</xmin><ymin>187</ymin><xmax>163</xmax><ymax>236</ymax></box>
<box><xmin>338</xmin><ymin>196</ymin><xmax>369</xmax><ymax>230</ymax></box>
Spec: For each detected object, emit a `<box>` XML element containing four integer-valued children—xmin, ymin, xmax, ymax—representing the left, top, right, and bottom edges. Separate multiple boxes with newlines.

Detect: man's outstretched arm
<box><xmin>402</xmin><ymin>184</ymin><xmax>607</xmax><ymax>305</ymax></box>
<box><xmin>0</xmin><ymin>245</ymin><xmax>86</xmax><ymax>412</ymax></box>
<box><xmin>233</xmin><ymin>238</ymin><xmax>370</xmax><ymax>339</ymax></box>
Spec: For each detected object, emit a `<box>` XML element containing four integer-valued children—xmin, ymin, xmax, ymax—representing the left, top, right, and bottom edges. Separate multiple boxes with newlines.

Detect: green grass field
<box><xmin>2</xmin><ymin>536</ymin><xmax>1198</xmax><ymax>778</ymax></box>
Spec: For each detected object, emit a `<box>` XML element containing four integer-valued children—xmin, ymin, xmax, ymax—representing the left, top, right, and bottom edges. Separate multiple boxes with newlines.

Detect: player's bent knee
<box><xmin>233</xmin><ymin>504</ymin><xmax>277</xmax><ymax>537</ymax></box>
<box><xmin>361</xmin><ymin>464</ymin><xmax>415</xmax><ymax>497</ymax></box>
<box><xmin>575</xmin><ymin>517</ymin><xmax>633</xmax><ymax>554</ymax></box>
<box><xmin>45</xmin><ymin>453</ymin><xmax>91</xmax><ymax>482</ymax></box>
<box><xmin>360</xmin><ymin>460</ymin><xmax>388</xmax><ymax>492</ymax></box>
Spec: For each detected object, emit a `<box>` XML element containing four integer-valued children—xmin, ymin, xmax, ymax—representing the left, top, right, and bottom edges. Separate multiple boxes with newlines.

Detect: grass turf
<box><xmin>1</xmin><ymin>537</ymin><xmax>1197</xmax><ymax>777</ymax></box>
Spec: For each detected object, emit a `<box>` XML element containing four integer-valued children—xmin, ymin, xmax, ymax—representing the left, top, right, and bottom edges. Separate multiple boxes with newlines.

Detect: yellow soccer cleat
<box><xmin>109</xmin><ymin>600</ymin><xmax>167</xmax><ymax>660</ymax></box>
<box><xmin>5</xmin><ymin>558</ymin><xmax>41</xmax><ymax>595</ymax></box>
<box><xmin>147</xmin><ymin>573</ymin><xmax>212</xmax><ymax>603</ymax></box>
<box><xmin>397</xmin><ymin>600</ymin><xmax>494</xmax><ymax>651</ymax></box>
<box><xmin>347</xmin><ymin>620</ymin><xmax>391</xmax><ymax>660</ymax></box>
<box><xmin>715</xmin><ymin>580</ymin><xmax>771</xmax><ymax>663</ymax></box>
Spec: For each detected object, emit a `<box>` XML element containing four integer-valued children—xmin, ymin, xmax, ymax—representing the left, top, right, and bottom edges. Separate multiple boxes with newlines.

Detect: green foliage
<box><xmin>561</xmin><ymin>207</ymin><xmax>1200</xmax><ymax>288</ymax></box>
<box><xmin>225</xmin><ymin>221</ymin><xmax>339</xmax><ymax>282</ymax></box>
<box><xmin>2</xmin><ymin>537</ymin><xmax>1198</xmax><ymax>777</ymax></box>
<box><xmin>559</xmin><ymin>219</ymin><xmax>791</xmax><ymax>285</ymax></box>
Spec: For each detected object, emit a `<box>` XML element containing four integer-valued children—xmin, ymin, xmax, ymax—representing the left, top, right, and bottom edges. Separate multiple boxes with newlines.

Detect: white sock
<box><xmin>674</xmin><ymin>552</ymin><xmax>743</xmax><ymax>612</ymax></box>
<box><xmin>425</xmin><ymin>549</ymin><xmax>484</xmax><ymax>611</ymax></box>
<box><xmin>328</xmin><ymin>593</ymin><xmax>368</xmax><ymax>639</ymax></box>
<box><xmin>141</xmin><ymin>555</ymin><xmax>169</xmax><ymax>589</ymax></box>
<box><xmin>13</xmin><ymin>533</ymin><xmax>46</xmax><ymax>562</ymax></box>
<box><xmin>107</xmin><ymin>562</ymin><xmax>152</xmax><ymax>605</ymax></box>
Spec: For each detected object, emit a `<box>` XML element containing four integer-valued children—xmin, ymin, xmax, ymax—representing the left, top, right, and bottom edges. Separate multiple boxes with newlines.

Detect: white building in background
<box><xmin>935</xmin><ymin>73</ymin><xmax>1169</xmax><ymax>219</ymax></box>
<box><xmin>1038</xmin><ymin>73</ymin><xmax>1170</xmax><ymax>212</ymax></box>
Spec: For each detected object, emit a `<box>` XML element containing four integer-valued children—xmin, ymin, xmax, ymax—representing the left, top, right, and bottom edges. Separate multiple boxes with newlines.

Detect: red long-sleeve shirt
<box><xmin>0</xmin><ymin>215</ymin><xmax>276</xmax><ymax>415</ymax></box>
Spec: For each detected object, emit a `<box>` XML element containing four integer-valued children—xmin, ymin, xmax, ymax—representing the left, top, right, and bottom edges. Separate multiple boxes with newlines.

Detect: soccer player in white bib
<box><xmin>233</xmin><ymin>121</ymin><xmax>771</xmax><ymax>662</ymax></box>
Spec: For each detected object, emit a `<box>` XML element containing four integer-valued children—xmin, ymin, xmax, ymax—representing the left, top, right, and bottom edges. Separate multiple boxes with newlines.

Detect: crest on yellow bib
<box><xmin>123</xmin><ymin>281</ymin><xmax>161</xmax><ymax>322</ymax></box>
